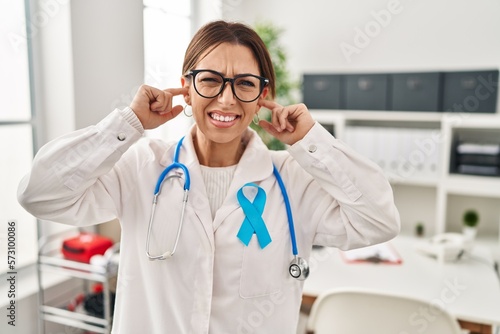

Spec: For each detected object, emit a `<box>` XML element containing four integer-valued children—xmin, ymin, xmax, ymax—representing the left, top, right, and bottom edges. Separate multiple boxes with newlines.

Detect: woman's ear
<box><xmin>261</xmin><ymin>86</ymin><xmax>269</xmax><ymax>100</ymax></box>
<box><xmin>255</xmin><ymin>87</ymin><xmax>269</xmax><ymax>113</ymax></box>
<box><xmin>180</xmin><ymin>76</ymin><xmax>191</xmax><ymax>105</ymax></box>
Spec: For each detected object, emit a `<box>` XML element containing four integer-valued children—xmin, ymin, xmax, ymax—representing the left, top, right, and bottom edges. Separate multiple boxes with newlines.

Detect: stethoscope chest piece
<box><xmin>289</xmin><ymin>256</ymin><xmax>309</xmax><ymax>281</ymax></box>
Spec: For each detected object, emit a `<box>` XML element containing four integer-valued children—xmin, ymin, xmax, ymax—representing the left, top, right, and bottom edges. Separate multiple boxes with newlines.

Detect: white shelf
<box><xmin>311</xmin><ymin>110</ymin><xmax>443</xmax><ymax>123</ymax></box>
<box><xmin>445</xmin><ymin>174</ymin><xmax>500</xmax><ymax>198</ymax></box>
<box><xmin>388</xmin><ymin>176</ymin><xmax>438</xmax><ymax>188</ymax></box>
<box><xmin>311</xmin><ymin>109</ymin><xmax>500</xmax><ymax>244</ymax></box>
<box><xmin>309</xmin><ymin>110</ymin><xmax>344</xmax><ymax>124</ymax></box>
<box><xmin>444</xmin><ymin>114</ymin><xmax>500</xmax><ymax>129</ymax></box>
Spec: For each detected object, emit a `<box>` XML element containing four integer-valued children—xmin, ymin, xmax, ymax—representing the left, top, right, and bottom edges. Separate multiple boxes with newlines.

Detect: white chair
<box><xmin>306</xmin><ymin>288</ymin><xmax>463</xmax><ymax>334</ymax></box>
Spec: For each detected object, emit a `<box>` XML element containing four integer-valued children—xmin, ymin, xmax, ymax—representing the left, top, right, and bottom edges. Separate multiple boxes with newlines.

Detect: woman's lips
<box><xmin>209</xmin><ymin>112</ymin><xmax>240</xmax><ymax>127</ymax></box>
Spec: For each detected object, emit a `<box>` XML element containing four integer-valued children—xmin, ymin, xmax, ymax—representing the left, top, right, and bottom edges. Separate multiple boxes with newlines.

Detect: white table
<box><xmin>302</xmin><ymin>235</ymin><xmax>500</xmax><ymax>334</ymax></box>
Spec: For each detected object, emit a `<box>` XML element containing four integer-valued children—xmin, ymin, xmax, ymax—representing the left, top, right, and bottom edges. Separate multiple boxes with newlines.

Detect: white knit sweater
<box><xmin>200</xmin><ymin>165</ymin><xmax>237</xmax><ymax>220</ymax></box>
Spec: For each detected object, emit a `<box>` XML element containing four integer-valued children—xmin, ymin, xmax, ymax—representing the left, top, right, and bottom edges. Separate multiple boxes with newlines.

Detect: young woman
<box><xmin>18</xmin><ymin>20</ymin><xmax>400</xmax><ymax>333</ymax></box>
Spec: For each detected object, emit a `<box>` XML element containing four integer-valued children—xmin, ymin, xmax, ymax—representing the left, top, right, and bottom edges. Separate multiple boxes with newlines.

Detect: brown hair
<box><xmin>182</xmin><ymin>20</ymin><xmax>276</xmax><ymax>99</ymax></box>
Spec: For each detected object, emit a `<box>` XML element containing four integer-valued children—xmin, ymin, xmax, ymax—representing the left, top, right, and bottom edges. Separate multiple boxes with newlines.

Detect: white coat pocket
<box><xmin>239</xmin><ymin>229</ymin><xmax>288</xmax><ymax>298</ymax></box>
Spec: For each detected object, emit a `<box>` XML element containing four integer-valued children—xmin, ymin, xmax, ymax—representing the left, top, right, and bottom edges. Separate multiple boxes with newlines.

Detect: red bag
<box><xmin>62</xmin><ymin>233</ymin><xmax>114</xmax><ymax>263</ymax></box>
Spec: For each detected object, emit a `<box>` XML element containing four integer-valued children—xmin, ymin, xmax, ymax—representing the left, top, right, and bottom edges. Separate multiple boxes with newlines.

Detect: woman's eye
<box><xmin>237</xmin><ymin>79</ymin><xmax>256</xmax><ymax>87</ymax></box>
<box><xmin>201</xmin><ymin>77</ymin><xmax>221</xmax><ymax>83</ymax></box>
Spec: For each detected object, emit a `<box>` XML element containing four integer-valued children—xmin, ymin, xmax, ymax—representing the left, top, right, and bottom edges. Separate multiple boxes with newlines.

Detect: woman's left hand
<box><xmin>257</xmin><ymin>99</ymin><xmax>315</xmax><ymax>146</ymax></box>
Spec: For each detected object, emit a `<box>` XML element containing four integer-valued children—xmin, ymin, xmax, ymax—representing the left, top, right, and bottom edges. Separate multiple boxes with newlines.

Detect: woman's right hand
<box><xmin>130</xmin><ymin>85</ymin><xmax>188</xmax><ymax>130</ymax></box>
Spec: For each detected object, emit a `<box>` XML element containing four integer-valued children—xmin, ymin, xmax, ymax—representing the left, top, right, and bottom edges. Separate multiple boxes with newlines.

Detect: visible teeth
<box><xmin>211</xmin><ymin>113</ymin><xmax>236</xmax><ymax>122</ymax></box>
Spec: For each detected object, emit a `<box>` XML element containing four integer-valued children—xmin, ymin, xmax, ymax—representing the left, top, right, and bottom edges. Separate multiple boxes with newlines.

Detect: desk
<box><xmin>302</xmin><ymin>235</ymin><xmax>500</xmax><ymax>334</ymax></box>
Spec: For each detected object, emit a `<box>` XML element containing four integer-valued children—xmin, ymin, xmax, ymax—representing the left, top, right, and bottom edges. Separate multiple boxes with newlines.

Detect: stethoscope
<box><xmin>146</xmin><ymin>137</ymin><xmax>309</xmax><ymax>281</ymax></box>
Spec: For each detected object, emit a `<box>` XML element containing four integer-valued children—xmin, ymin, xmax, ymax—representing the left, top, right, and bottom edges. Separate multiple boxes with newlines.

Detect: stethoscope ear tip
<box><xmin>147</xmin><ymin>251</ymin><xmax>174</xmax><ymax>261</ymax></box>
<box><xmin>161</xmin><ymin>251</ymin><xmax>173</xmax><ymax>259</ymax></box>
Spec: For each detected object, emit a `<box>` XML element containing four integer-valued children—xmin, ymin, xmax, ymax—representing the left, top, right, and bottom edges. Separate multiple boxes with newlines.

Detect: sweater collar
<box><xmin>160</xmin><ymin>125</ymin><xmax>274</xmax><ymax>184</ymax></box>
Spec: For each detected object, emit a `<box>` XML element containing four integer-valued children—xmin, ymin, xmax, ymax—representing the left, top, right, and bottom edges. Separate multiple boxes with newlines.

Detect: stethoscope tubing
<box><xmin>272</xmin><ymin>166</ymin><xmax>298</xmax><ymax>256</ymax></box>
<box><xmin>154</xmin><ymin>163</ymin><xmax>190</xmax><ymax>194</ymax></box>
<box><xmin>147</xmin><ymin>137</ymin><xmax>190</xmax><ymax>260</ymax></box>
<box><xmin>154</xmin><ymin>136</ymin><xmax>191</xmax><ymax>195</ymax></box>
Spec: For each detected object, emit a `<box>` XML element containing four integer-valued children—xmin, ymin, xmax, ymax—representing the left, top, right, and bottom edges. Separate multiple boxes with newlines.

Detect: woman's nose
<box><xmin>218</xmin><ymin>82</ymin><xmax>236</xmax><ymax>104</ymax></box>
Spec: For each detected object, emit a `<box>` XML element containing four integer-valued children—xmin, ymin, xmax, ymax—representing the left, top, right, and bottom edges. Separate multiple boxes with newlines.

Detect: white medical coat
<box><xmin>18</xmin><ymin>108</ymin><xmax>400</xmax><ymax>333</ymax></box>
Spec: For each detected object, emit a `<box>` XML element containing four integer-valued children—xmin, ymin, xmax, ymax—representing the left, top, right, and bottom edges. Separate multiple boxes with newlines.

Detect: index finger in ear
<box><xmin>164</xmin><ymin>87</ymin><xmax>189</xmax><ymax>96</ymax></box>
<box><xmin>258</xmin><ymin>98</ymin><xmax>280</xmax><ymax>110</ymax></box>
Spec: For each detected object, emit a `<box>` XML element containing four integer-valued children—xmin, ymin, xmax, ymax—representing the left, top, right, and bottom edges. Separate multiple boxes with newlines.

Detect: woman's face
<box><xmin>181</xmin><ymin>43</ymin><xmax>268</xmax><ymax>145</ymax></box>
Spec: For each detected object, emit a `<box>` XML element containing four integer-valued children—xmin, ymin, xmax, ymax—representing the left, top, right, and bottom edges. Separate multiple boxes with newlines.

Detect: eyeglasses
<box><xmin>186</xmin><ymin>69</ymin><xmax>269</xmax><ymax>103</ymax></box>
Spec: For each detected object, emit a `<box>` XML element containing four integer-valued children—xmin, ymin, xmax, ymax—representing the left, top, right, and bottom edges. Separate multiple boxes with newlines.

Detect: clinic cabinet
<box><xmin>37</xmin><ymin>230</ymin><xmax>119</xmax><ymax>334</ymax></box>
<box><xmin>311</xmin><ymin>110</ymin><xmax>500</xmax><ymax>259</ymax></box>
<box><xmin>303</xmin><ymin>69</ymin><xmax>499</xmax><ymax>113</ymax></box>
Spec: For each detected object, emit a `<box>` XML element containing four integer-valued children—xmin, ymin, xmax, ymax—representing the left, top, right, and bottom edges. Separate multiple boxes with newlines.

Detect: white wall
<box><xmin>32</xmin><ymin>0</ymin><xmax>75</xmax><ymax>144</ymax></box>
<box><xmin>70</xmin><ymin>0</ymin><xmax>144</xmax><ymax>129</ymax></box>
<box><xmin>35</xmin><ymin>0</ymin><xmax>144</xmax><ymax>143</ymax></box>
<box><xmin>223</xmin><ymin>0</ymin><xmax>500</xmax><ymax>79</ymax></box>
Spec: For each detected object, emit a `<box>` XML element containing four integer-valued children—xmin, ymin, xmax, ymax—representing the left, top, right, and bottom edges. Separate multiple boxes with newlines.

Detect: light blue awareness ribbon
<box><xmin>236</xmin><ymin>183</ymin><xmax>272</xmax><ymax>249</ymax></box>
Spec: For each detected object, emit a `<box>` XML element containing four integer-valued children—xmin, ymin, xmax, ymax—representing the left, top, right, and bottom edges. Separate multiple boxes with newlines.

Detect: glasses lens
<box><xmin>234</xmin><ymin>76</ymin><xmax>262</xmax><ymax>102</ymax></box>
<box><xmin>193</xmin><ymin>71</ymin><xmax>224</xmax><ymax>98</ymax></box>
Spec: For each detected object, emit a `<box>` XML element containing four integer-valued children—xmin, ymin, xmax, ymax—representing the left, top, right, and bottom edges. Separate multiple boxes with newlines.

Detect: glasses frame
<box><xmin>186</xmin><ymin>69</ymin><xmax>269</xmax><ymax>103</ymax></box>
